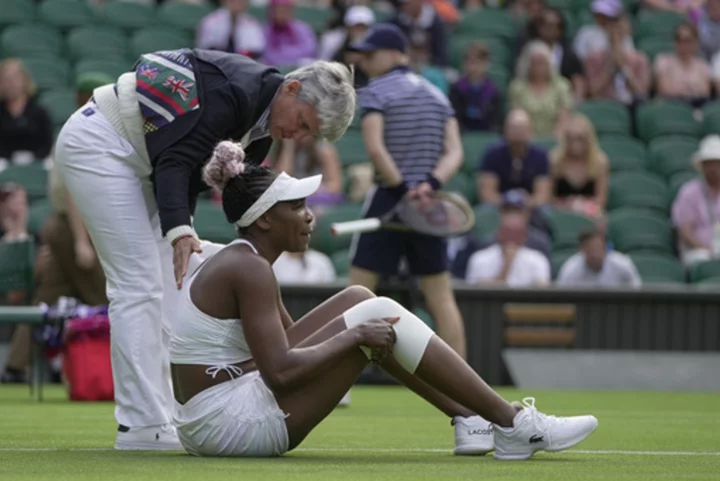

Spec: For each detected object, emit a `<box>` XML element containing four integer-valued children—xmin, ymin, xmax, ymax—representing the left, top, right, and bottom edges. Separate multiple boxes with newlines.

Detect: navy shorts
<box><xmin>350</xmin><ymin>187</ymin><xmax>448</xmax><ymax>276</ymax></box>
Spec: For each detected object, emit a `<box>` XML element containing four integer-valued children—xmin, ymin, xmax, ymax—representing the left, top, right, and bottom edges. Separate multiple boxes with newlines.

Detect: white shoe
<box><xmin>453</xmin><ymin>415</ymin><xmax>494</xmax><ymax>455</ymax></box>
<box><xmin>337</xmin><ymin>391</ymin><xmax>351</xmax><ymax>407</ymax></box>
<box><xmin>493</xmin><ymin>397</ymin><xmax>598</xmax><ymax>461</ymax></box>
<box><xmin>114</xmin><ymin>424</ymin><xmax>184</xmax><ymax>451</ymax></box>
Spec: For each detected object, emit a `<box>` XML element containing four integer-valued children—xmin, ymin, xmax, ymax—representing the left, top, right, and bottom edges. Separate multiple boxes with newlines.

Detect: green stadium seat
<box><xmin>487</xmin><ymin>65</ymin><xmax>510</xmax><ymax>96</ymax></box>
<box><xmin>696</xmin><ymin>276</ymin><xmax>720</xmax><ymax>285</ymax></box>
<box><xmin>669</xmin><ymin>170</ymin><xmax>698</xmax><ymax>202</ymax></box>
<box><xmin>551</xmin><ymin>248</ymin><xmax>577</xmax><ymax>279</ymax></box>
<box><xmin>23</xmin><ymin>58</ymin><xmax>71</xmax><ymax>92</ymax></box>
<box><xmin>129</xmin><ymin>28</ymin><xmax>192</xmax><ymax>61</ymax></box>
<box><xmin>1</xmin><ymin>25</ymin><xmax>63</xmax><ymax>58</ymax></box>
<box><xmin>157</xmin><ymin>2</ymin><xmax>212</xmax><ymax>32</ymax></box>
<box><xmin>647</xmin><ymin>136</ymin><xmax>698</xmax><ymax>179</ymax></box>
<box><xmin>334</xmin><ymin>130</ymin><xmax>369</xmax><ymax>167</ymax></box>
<box><xmin>347</xmin><ymin>105</ymin><xmax>362</xmax><ymax>130</ymax></box>
<box><xmin>443</xmin><ymin>172</ymin><xmax>477</xmax><ymax>205</ymax></box>
<box><xmin>66</xmin><ymin>26</ymin><xmax>128</xmax><ymax>61</ymax></box>
<box><xmin>636</xmin><ymin>101</ymin><xmax>700</xmax><ymax>142</ymax></box>
<box><xmin>576</xmin><ymin>100</ymin><xmax>631</xmax><ymax>137</ymax></box>
<box><xmin>689</xmin><ymin>260</ymin><xmax>720</xmax><ymax>283</ymax></box>
<box><xmin>193</xmin><ymin>200</ymin><xmax>236</xmax><ymax>244</ymax></box>
<box><xmin>534</xmin><ymin>136</ymin><xmax>557</xmax><ymax>152</ymax></box>
<box><xmin>0</xmin><ymin>165</ymin><xmax>49</xmax><ymax>202</ymax></box>
<box><xmin>38</xmin><ymin>90</ymin><xmax>76</xmax><ymax>127</ymax></box>
<box><xmin>472</xmin><ymin>204</ymin><xmax>500</xmax><ymax>240</ymax></box>
<box><xmin>546</xmin><ymin>208</ymin><xmax>596</xmax><ymax>250</ymax></box>
<box><xmin>99</xmin><ymin>1</ymin><xmax>156</xmax><ymax>31</ymax></box>
<box><xmin>607</xmin><ymin>172</ymin><xmax>670</xmax><ymax>214</ymax></box>
<box><xmin>0</xmin><ymin>239</ymin><xmax>35</xmax><ymax>297</ymax></box>
<box><xmin>455</xmin><ymin>9</ymin><xmax>519</xmax><ymax>42</ymax></box>
<box><xmin>607</xmin><ymin>208</ymin><xmax>674</xmax><ymax>255</ymax></box>
<box><xmin>599</xmin><ymin>135</ymin><xmax>647</xmax><ymax>172</ymax></box>
<box><xmin>310</xmin><ymin>203</ymin><xmax>364</xmax><ymax>255</ymax></box>
<box><xmin>275</xmin><ymin>64</ymin><xmax>298</xmax><ymax>75</ymax></box>
<box><xmin>701</xmin><ymin>101</ymin><xmax>720</xmax><ymax>136</ymax></box>
<box><xmin>331</xmin><ymin>249</ymin><xmax>350</xmax><ymax>277</ymax></box>
<box><xmin>38</xmin><ymin>0</ymin><xmax>96</xmax><ymax>30</ymax></box>
<box><xmin>449</xmin><ymin>36</ymin><xmax>511</xmax><ymax>70</ymax></box>
<box><xmin>28</xmin><ymin>199</ymin><xmax>52</xmax><ymax>238</ymax></box>
<box><xmin>629</xmin><ymin>253</ymin><xmax>685</xmax><ymax>284</ymax></box>
<box><xmin>637</xmin><ymin>38</ymin><xmax>674</xmax><ymax>62</ymax></box>
<box><xmin>294</xmin><ymin>6</ymin><xmax>332</xmax><ymax>33</ymax></box>
<box><xmin>75</xmin><ymin>58</ymin><xmax>130</xmax><ymax>79</ymax></box>
<box><xmin>0</xmin><ymin>0</ymin><xmax>37</xmax><ymax>28</ymax></box>
<box><xmin>634</xmin><ymin>10</ymin><xmax>686</xmax><ymax>41</ymax></box>
<box><xmin>461</xmin><ymin>132</ymin><xmax>501</xmax><ymax>175</ymax></box>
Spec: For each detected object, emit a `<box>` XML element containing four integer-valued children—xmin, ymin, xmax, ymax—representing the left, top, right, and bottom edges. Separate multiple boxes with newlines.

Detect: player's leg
<box><xmin>55</xmin><ymin>108</ymin><xmax>180</xmax><ymax>450</ymax></box>
<box><xmin>407</xmin><ymin>235</ymin><xmax>467</xmax><ymax>359</ymax></box>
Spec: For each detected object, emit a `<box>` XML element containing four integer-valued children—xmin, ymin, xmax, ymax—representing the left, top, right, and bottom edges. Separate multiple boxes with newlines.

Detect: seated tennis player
<box><xmin>170</xmin><ymin>141</ymin><xmax>598</xmax><ymax>459</ymax></box>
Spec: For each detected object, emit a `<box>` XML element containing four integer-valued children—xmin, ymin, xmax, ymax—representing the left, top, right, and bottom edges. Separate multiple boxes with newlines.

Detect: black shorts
<box><xmin>350</xmin><ymin>187</ymin><xmax>448</xmax><ymax>276</ymax></box>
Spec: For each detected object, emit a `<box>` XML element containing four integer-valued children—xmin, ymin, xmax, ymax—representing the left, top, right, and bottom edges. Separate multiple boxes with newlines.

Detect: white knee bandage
<box><xmin>343</xmin><ymin>297</ymin><xmax>435</xmax><ymax>373</ymax></box>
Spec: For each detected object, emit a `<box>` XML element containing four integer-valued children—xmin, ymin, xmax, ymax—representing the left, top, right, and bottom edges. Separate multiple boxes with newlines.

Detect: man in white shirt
<box><xmin>556</xmin><ymin>228</ymin><xmax>642</xmax><ymax>287</ymax></box>
<box><xmin>272</xmin><ymin>249</ymin><xmax>337</xmax><ymax>284</ymax></box>
<box><xmin>465</xmin><ymin>207</ymin><xmax>550</xmax><ymax>287</ymax></box>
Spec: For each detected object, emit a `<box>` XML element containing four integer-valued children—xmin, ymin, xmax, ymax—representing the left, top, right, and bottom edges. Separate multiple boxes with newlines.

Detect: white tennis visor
<box><xmin>235</xmin><ymin>172</ymin><xmax>322</xmax><ymax>228</ymax></box>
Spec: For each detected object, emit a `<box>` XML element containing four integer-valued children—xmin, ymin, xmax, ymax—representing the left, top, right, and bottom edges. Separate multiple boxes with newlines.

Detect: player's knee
<box><xmin>340</xmin><ymin>285</ymin><xmax>376</xmax><ymax>305</ymax></box>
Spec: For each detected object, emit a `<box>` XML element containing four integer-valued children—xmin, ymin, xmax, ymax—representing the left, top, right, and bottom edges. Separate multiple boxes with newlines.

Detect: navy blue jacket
<box><xmin>146</xmin><ymin>49</ymin><xmax>284</xmax><ymax>237</ymax></box>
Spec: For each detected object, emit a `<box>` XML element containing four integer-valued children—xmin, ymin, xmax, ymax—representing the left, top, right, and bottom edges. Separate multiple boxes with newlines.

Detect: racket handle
<box><xmin>331</xmin><ymin>218</ymin><xmax>382</xmax><ymax>236</ymax></box>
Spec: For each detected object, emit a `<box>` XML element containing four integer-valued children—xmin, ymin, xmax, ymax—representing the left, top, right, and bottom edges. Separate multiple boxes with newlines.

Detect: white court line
<box><xmin>0</xmin><ymin>447</ymin><xmax>718</xmax><ymax>456</ymax></box>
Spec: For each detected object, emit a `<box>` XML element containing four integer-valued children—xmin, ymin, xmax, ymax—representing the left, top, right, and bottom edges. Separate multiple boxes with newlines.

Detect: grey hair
<box><xmin>515</xmin><ymin>40</ymin><xmax>557</xmax><ymax>80</ymax></box>
<box><xmin>284</xmin><ymin>61</ymin><xmax>357</xmax><ymax>142</ymax></box>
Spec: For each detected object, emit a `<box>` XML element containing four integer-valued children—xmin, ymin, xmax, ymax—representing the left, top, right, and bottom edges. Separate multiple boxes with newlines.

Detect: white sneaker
<box><xmin>337</xmin><ymin>391</ymin><xmax>351</xmax><ymax>407</ymax></box>
<box><xmin>114</xmin><ymin>424</ymin><xmax>184</xmax><ymax>451</ymax></box>
<box><xmin>453</xmin><ymin>415</ymin><xmax>494</xmax><ymax>455</ymax></box>
<box><xmin>493</xmin><ymin>397</ymin><xmax>598</xmax><ymax>461</ymax></box>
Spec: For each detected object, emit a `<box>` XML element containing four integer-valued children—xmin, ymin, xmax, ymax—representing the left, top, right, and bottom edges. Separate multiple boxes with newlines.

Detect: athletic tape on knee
<box><xmin>343</xmin><ymin>297</ymin><xmax>434</xmax><ymax>373</ymax></box>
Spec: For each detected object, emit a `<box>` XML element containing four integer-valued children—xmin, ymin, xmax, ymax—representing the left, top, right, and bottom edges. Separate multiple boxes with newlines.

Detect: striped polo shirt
<box><xmin>359</xmin><ymin>66</ymin><xmax>454</xmax><ymax>187</ymax></box>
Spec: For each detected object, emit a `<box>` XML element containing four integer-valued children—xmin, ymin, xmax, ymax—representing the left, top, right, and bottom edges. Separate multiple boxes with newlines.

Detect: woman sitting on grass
<box><xmin>170</xmin><ymin>141</ymin><xmax>598</xmax><ymax>459</ymax></box>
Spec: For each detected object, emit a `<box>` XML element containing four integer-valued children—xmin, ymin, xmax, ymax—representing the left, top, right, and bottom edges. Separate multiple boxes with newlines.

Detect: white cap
<box><xmin>236</xmin><ymin>172</ymin><xmax>322</xmax><ymax>228</ymax></box>
<box><xmin>344</xmin><ymin>6</ymin><xmax>375</xmax><ymax>27</ymax></box>
<box><xmin>693</xmin><ymin>135</ymin><xmax>720</xmax><ymax>169</ymax></box>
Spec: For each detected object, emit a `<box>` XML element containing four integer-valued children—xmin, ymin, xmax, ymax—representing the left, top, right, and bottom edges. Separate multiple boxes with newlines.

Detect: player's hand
<box><xmin>357</xmin><ymin>317</ymin><xmax>400</xmax><ymax>364</ymax></box>
<box><xmin>173</xmin><ymin>236</ymin><xmax>203</xmax><ymax>289</ymax></box>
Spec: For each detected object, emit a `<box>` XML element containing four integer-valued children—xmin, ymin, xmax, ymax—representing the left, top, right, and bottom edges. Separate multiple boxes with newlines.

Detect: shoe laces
<box><xmin>521</xmin><ymin>397</ymin><xmax>563</xmax><ymax>432</ymax></box>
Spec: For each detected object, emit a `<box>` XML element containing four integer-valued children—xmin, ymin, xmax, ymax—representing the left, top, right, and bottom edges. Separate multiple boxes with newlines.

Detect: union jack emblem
<box><xmin>163</xmin><ymin>75</ymin><xmax>194</xmax><ymax>101</ymax></box>
<box><xmin>137</xmin><ymin>64</ymin><xmax>160</xmax><ymax>80</ymax></box>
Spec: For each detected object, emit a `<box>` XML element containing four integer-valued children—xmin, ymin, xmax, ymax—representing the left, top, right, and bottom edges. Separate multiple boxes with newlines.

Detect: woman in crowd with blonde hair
<box><xmin>509</xmin><ymin>40</ymin><xmax>573</xmax><ymax>137</ymax></box>
<box><xmin>549</xmin><ymin>113</ymin><xmax>609</xmax><ymax>219</ymax></box>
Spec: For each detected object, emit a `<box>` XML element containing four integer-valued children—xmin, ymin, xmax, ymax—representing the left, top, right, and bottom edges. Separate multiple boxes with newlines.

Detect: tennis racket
<box><xmin>331</xmin><ymin>191</ymin><xmax>475</xmax><ymax>237</ymax></box>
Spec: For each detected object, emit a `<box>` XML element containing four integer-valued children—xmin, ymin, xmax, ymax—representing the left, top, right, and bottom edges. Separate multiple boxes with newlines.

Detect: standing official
<box><xmin>54</xmin><ymin>49</ymin><xmax>355</xmax><ymax>450</ymax></box>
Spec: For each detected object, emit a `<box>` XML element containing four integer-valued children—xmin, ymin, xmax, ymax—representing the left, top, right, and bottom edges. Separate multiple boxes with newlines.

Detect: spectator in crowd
<box><xmin>556</xmin><ymin>227</ymin><xmax>641</xmax><ymax>287</ymax></box>
<box><xmin>272</xmin><ymin>138</ymin><xmax>345</xmax><ymax>217</ymax></box>
<box><xmin>509</xmin><ymin>40</ymin><xmax>573</xmax><ymax>136</ymax></box>
<box><xmin>429</xmin><ymin>0</ymin><xmax>461</xmax><ymax>26</ymax></box>
<box><xmin>550</xmin><ymin>113</ymin><xmax>609</xmax><ymax>219</ymax></box>
<box><xmin>465</xmin><ymin>207</ymin><xmax>550</xmax><ymax>287</ymax></box>
<box><xmin>575</xmin><ymin>0</ymin><xmax>651</xmax><ymax>105</ymax></box>
<box><xmin>672</xmin><ymin>135</ymin><xmax>720</xmax><ymax>266</ymax></box>
<box><xmin>318</xmin><ymin>6</ymin><xmax>375</xmax><ymax>62</ymax></box>
<box><xmin>699</xmin><ymin>0</ymin><xmax>720</xmax><ymax>60</ymax></box>
<box><xmin>0</xmin><ymin>182</ymin><xmax>31</xmax><ymax>383</ymax></box>
<box><xmin>654</xmin><ymin>23</ymin><xmax>711</xmax><ymax>106</ymax></box>
<box><xmin>272</xmin><ymin>249</ymin><xmax>337</xmax><ymax>284</ymax></box>
<box><xmin>195</xmin><ymin>0</ymin><xmax>266</xmax><ymax>59</ymax></box>
<box><xmin>408</xmin><ymin>40</ymin><xmax>449</xmax><ymax>94</ymax></box>
<box><xmin>448</xmin><ymin>42</ymin><xmax>503</xmax><ymax>133</ymax></box>
<box><xmin>0</xmin><ymin>59</ymin><xmax>53</xmax><ymax>167</ymax></box>
<box><xmin>508</xmin><ymin>0</ymin><xmax>546</xmax><ymax>23</ymax></box>
<box><xmin>641</xmin><ymin>0</ymin><xmax>703</xmax><ymax>23</ymax></box>
<box><xmin>477</xmin><ymin>108</ymin><xmax>551</xmax><ymax>210</ymax></box>
<box><xmin>262</xmin><ymin>0</ymin><xmax>317</xmax><ymax>66</ymax></box>
<box><xmin>528</xmin><ymin>7</ymin><xmax>586</xmax><ymax>100</ymax></box>
<box><xmin>390</xmin><ymin>0</ymin><xmax>449</xmax><ymax>67</ymax></box>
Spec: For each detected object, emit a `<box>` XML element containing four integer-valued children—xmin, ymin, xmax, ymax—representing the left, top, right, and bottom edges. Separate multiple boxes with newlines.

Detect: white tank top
<box><xmin>169</xmin><ymin>239</ymin><xmax>257</xmax><ymax>379</ymax></box>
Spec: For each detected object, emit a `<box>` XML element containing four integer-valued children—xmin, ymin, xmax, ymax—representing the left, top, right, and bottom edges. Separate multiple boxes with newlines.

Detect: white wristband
<box><xmin>166</xmin><ymin>225</ymin><xmax>198</xmax><ymax>246</ymax></box>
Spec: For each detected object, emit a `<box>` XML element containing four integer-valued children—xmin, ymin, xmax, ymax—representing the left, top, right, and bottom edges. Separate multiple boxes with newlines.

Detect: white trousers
<box><xmin>54</xmin><ymin>104</ymin><xmax>177</xmax><ymax>427</ymax></box>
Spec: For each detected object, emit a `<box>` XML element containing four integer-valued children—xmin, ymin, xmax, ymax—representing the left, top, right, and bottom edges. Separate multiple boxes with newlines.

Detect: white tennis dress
<box><xmin>170</xmin><ymin>239</ymin><xmax>289</xmax><ymax>457</ymax></box>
